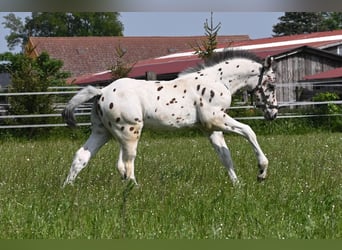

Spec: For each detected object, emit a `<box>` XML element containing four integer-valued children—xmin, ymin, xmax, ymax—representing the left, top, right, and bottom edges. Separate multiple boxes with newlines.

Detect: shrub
<box><xmin>0</xmin><ymin>50</ymin><xmax>69</xmax><ymax>137</ymax></box>
<box><xmin>311</xmin><ymin>92</ymin><xmax>342</xmax><ymax>132</ymax></box>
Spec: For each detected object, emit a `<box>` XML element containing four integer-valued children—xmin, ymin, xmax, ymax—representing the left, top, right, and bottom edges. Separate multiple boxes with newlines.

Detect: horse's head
<box><xmin>253</xmin><ymin>56</ymin><xmax>278</xmax><ymax>121</ymax></box>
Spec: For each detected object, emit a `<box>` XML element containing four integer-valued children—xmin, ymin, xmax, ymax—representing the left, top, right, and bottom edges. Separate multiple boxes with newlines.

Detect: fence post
<box><xmin>145</xmin><ymin>71</ymin><xmax>157</xmax><ymax>81</ymax></box>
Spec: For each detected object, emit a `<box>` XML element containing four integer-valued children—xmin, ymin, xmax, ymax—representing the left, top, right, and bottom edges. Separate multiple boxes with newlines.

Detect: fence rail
<box><xmin>0</xmin><ymin>86</ymin><xmax>341</xmax><ymax>129</ymax></box>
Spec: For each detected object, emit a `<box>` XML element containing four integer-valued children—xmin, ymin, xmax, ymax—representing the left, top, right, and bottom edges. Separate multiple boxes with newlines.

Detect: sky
<box><xmin>0</xmin><ymin>12</ymin><xmax>283</xmax><ymax>53</ymax></box>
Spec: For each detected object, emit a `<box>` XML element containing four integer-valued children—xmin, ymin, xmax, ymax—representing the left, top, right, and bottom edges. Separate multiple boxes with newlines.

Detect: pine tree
<box><xmin>191</xmin><ymin>12</ymin><xmax>221</xmax><ymax>60</ymax></box>
<box><xmin>110</xmin><ymin>44</ymin><xmax>134</xmax><ymax>79</ymax></box>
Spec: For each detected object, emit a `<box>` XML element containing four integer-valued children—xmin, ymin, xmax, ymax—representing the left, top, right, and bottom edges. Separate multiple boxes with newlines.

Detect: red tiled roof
<box><xmin>129</xmin><ymin>55</ymin><xmax>202</xmax><ymax>77</ymax></box>
<box><xmin>68</xmin><ymin>70</ymin><xmax>113</xmax><ymax>85</ymax></box>
<box><xmin>28</xmin><ymin>35</ymin><xmax>249</xmax><ymax>77</ymax></box>
<box><xmin>68</xmin><ymin>56</ymin><xmax>203</xmax><ymax>84</ymax></box>
<box><xmin>303</xmin><ymin>67</ymin><xmax>342</xmax><ymax>80</ymax></box>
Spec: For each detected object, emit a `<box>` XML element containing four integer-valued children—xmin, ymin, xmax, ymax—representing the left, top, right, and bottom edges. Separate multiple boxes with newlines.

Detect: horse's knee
<box><xmin>74</xmin><ymin>147</ymin><xmax>91</xmax><ymax>167</ymax></box>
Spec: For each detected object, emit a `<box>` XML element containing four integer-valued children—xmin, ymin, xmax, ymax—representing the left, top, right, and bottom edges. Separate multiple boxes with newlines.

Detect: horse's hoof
<box><xmin>257</xmin><ymin>175</ymin><xmax>266</xmax><ymax>182</ymax></box>
<box><xmin>62</xmin><ymin>180</ymin><xmax>74</xmax><ymax>188</ymax></box>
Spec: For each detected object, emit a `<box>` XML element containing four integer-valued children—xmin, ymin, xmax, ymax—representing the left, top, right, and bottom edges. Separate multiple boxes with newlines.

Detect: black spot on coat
<box><xmin>201</xmin><ymin>88</ymin><xmax>206</xmax><ymax>96</ymax></box>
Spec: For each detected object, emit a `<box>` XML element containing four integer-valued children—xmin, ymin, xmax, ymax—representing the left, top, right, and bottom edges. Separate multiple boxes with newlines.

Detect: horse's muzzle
<box><xmin>264</xmin><ymin>108</ymin><xmax>278</xmax><ymax>121</ymax></box>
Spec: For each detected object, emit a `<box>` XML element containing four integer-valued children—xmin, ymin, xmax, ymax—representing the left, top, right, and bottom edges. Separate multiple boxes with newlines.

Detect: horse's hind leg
<box><xmin>209</xmin><ymin>131</ymin><xmax>238</xmax><ymax>184</ymax></box>
<box><xmin>117</xmin><ymin>138</ymin><xmax>139</xmax><ymax>184</ymax></box>
<box><xmin>63</xmin><ymin>126</ymin><xmax>110</xmax><ymax>187</ymax></box>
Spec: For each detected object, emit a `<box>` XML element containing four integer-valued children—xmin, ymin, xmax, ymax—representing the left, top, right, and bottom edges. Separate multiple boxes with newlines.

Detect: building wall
<box><xmin>275</xmin><ymin>52</ymin><xmax>342</xmax><ymax>102</ymax></box>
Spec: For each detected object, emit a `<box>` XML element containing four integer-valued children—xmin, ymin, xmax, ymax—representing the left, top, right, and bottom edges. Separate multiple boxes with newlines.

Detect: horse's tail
<box><xmin>62</xmin><ymin>86</ymin><xmax>102</xmax><ymax>127</ymax></box>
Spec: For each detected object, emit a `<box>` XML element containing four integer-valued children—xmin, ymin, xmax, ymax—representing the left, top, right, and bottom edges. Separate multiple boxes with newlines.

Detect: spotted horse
<box><xmin>62</xmin><ymin>50</ymin><xmax>278</xmax><ymax>187</ymax></box>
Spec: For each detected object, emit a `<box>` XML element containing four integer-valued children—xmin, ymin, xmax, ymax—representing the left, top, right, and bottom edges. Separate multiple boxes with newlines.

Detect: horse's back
<box><xmin>99</xmin><ymin>78</ymin><xmax>199</xmax><ymax>129</ymax></box>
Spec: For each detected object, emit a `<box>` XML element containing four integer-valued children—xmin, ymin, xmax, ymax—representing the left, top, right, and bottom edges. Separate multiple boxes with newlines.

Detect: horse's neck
<box><xmin>204</xmin><ymin>62</ymin><xmax>256</xmax><ymax>94</ymax></box>
<box><xmin>179</xmin><ymin>59</ymin><xmax>259</xmax><ymax>94</ymax></box>
<box><xmin>225</xmin><ymin>78</ymin><xmax>251</xmax><ymax>95</ymax></box>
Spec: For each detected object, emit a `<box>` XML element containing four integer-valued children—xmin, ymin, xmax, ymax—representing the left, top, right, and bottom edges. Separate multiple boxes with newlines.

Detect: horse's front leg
<box><xmin>209</xmin><ymin>131</ymin><xmax>238</xmax><ymax>184</ymax></box>
<box><xmin>212</xmin><ymin>115</ymin><xmax>269</xmax><ymax>181</ymax></box>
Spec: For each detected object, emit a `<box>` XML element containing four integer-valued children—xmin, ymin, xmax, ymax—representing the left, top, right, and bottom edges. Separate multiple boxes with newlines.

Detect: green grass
<box><xmin>0</xmin><ymin>131</ymin><xmax>341</xmax><ymax>239</ymax></box>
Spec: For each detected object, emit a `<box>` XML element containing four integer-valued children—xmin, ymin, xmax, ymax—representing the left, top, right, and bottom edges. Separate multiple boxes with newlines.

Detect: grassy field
<box><xmin>0</xmin><ymin>131</ymin><xmax>341</xmax><ymax>239</ymax></box>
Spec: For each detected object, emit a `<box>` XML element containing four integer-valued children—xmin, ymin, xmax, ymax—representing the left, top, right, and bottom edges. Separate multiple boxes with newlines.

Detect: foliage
<box><xmin>322</xmin><ymin>12</ymin><xmax>342</xmax><ymax>30</ymax></box>
<box><xmin>272</xmin><ymin>12</ymin><xmax>342</xmax><ymax>36</ymax></box>
<box><xmin>0</xmin><ymin>50</ymin><xmax>70</xmax><ymax>136</ymax></box>
<box><xmin>1</xmin><ymin>13</ymin><xmax>27</xmax><ymax>51</ymax></box>
<box><xmin>191</xmin><ymin>12</ymin><xmax>221</xmax><ymax>60</ymax></box>
<box><xmin>312</xmin><ymin>92</ymin><xmax>340</xmax><ymax>113</ymax></box>
<box><xmin>110</xmin><ymin>44</ymin><xmax>134</xmax><ymax>79</ymax></box>
<box><xmin>0</xmin><ymin>132</ymin><xmax>341</xmax><ymax>238</ymax></box>
<box><xmin>311</xmin><ymin>92</ymin><xmax>342</xmax><ymax>132</ymax></box>
<box><xmin>2</xmin><ymin>12</ymin><xmax>124</xmax><ymax>51</ymax></box>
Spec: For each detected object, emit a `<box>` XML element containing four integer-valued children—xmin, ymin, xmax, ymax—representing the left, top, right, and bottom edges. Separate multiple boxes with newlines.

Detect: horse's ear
<box><xmin>264</xmin><ymin>56</ymin><xmax>274</xmax><ymax>68</ymax></box>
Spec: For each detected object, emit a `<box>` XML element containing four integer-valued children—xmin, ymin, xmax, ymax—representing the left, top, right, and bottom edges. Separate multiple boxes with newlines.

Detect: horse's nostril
<box><xmin>264</xmin><ymin>109</ymin><xmax>278</xmax><ymax>121</ymax></box>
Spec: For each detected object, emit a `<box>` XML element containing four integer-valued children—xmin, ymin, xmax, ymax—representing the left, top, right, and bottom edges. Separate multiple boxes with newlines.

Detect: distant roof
<box><xmin>159</xmin><ymin>29</ymin><xmax>342</xmax><ymax>59</ymax></box>
<box><xmin>269</xmin><ymin>45</ymin><xmax>342</xmax><ymax>61</ymax></box>
<box><xmin>303</xmin><ymin>67</ymin><xmax>342</xmax><ymax>81</ymax></box>
<box><xmin>28</xmin><ymin>35</ymin><xmax>250</xmax><ymax>77</ymax></box>
<box><xmin>69</xmin><ymin>56</ymin><xmax>202</xmax><ymax>85</ymax></box>
<box><xmin>222</xmin><ymin>29</ymin><xmax>342</xmax><ymax>49</ymax></box>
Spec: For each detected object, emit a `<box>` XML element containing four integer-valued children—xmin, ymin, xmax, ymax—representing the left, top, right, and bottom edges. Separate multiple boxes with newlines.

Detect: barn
<box><xmin>271</xmin><ymin>46</ymin><xmax>342</xmax><ymax>102</ymax></box>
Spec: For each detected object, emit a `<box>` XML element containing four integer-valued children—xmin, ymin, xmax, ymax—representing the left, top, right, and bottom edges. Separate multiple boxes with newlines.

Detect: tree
<box><xmin>2</xmin><ymin>13</ymin><xmax>28</xmax><ymax>51</ymax></box>
<box><xmin>322</xmin><ymin>12</ymin><xmax>342</xmax><ymax>30</ymax></box>
<box><xmin>191</xmin><ymin>12</ymin><xmax>221</xmax><ymax>60</ymax></box>
<box><xmin>2</xmin><ymin>12</ymin><xmax>124</xmax><ymax>51</ymax></box>
<box><xmin>272</xmin><ymin>12</ymin><xmax>326</xmax><ymax>36</ymax></box>
<box><xmin>272</xmin><ymin>12</ymin><xmax>342</xmax><ymax>37</ymax></box>
<box><xmin>110</xmin><ymin>44</ymin><xmax>134</xmax><ymax>79</ymax></box>
<box><xmin>0</xmin><ymin>49</ymin><xmax>70</xmax><ymax>136</ymax></box>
